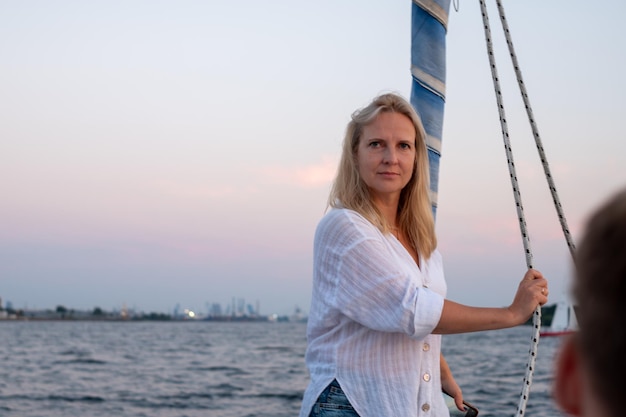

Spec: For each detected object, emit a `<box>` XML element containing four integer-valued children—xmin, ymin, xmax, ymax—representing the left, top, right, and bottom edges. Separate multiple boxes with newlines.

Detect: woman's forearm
<box><xmin>434</xmin><ymin>269</ymin><xmax>547</xmax><ymax>334</ymax></box>
<box><xmin>433</xmin><ymin>299</ymin><xmax>520</xmax><ymax>334</ymax></box>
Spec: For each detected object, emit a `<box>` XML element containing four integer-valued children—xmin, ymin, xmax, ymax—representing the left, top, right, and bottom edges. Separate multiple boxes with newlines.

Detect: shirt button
<box><xmin>423</xmin><ymin>373</ymin><xmax>431</xmax><ymax>382</ymax></box>
<box><xmin>421</xmin><ymin>403</ymin><xmax>431</xmax><ymax>412</ymax></box>
<box><xmin>422</xmin><ymin>343</ymin><xmax>430</xmax><ymax>351</ymax></box>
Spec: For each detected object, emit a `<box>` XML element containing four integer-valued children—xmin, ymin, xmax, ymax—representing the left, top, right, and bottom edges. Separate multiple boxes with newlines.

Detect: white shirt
<box><xmin>300</xmin><ymin>208</ymin><xmax>448</xmax><ymax>417</ymax></box>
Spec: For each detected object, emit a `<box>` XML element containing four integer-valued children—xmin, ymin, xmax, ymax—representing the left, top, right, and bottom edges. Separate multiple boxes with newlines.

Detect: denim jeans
<box><xmin>308</xmin><ymin>379</ymin><xmax>360</xmax><ymax>417</ymax></box>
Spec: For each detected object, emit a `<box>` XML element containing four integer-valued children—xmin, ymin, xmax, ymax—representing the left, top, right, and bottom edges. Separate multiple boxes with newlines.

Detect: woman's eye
<box><xmin>368</xmin><ymin>141</ymin><xmax>381</xmax><ymax>148</ymax></box>
<box><xmin>400</xmin><ymin>143</ymin><xmax>412</xmax><ymax>150</ymax></box>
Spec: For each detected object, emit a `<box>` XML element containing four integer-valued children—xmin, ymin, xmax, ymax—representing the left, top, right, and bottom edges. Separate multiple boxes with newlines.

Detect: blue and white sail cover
<box><xmin>410</xmin><ymin>0</ymin><xmax>451</xmax><ymax>215</ymax></box>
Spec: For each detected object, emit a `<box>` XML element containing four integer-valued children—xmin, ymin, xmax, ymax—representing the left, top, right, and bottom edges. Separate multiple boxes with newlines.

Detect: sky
<box><xmin>1</xmin><ymin>0</ymin><xmax>625</xmax><ymax>316</ymax></box>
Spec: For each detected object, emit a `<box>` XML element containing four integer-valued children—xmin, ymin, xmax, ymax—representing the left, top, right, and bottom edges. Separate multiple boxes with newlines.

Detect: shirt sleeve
<box><xmin>314</xmin><ymin>209</ymin><xmax>444</xmax><ymax>340</ymax></box>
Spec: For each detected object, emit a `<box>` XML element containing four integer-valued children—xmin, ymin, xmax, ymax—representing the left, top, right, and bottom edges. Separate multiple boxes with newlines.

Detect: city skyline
<box><xmin>0</xmin><ymin>294</ymin><xmax>301</xmax><ymax>318</ymax></box>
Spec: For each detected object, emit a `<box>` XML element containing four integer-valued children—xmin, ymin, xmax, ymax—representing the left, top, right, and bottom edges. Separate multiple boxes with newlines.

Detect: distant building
<box><xmin>208</xmin><ymin>303</ymin><xmax>223</xmax><ymax>316</ymax></box>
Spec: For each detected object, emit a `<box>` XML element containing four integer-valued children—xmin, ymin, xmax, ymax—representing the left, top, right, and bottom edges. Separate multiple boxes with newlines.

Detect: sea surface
<box><xmin>0</xmin><ymin>321</ymin><xmax>566</xmax><ymax>417</ymax></box>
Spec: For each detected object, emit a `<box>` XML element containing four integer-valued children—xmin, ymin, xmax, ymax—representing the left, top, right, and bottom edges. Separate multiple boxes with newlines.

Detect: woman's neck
<box><xmin>372</xmin><ymin>197</ymin><xmax>400</xmax><ymax>229</ymax></box>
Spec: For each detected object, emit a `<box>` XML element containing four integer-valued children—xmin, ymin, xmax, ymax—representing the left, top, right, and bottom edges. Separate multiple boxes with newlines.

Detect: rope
<box><xmin>493</xmin><ymin>0</ymin><xmax>577</xmax><ymax>257</ymax></box>
<box><xmin>477</xmin><ymin>1</ymin><xmax>540</xmax><ymax>415</ymax></box>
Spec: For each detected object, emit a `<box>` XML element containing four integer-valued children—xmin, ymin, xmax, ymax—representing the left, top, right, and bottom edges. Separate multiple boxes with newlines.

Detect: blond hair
<box><xmin>329</xmin><ymin>92</ymin><xmax>436</xmax><ymax>258</ymax></box>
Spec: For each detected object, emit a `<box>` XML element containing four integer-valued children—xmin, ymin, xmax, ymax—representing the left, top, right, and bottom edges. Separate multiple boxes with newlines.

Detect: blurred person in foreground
<box><xmin>299</xmin><ymin>92</ymin><xmax>549</xmax><ymax>417</ymax></box>
<box><xmin>554</xmin><ymin>187</ymin><xmax>626</xmax><ymax>417</ymax></box>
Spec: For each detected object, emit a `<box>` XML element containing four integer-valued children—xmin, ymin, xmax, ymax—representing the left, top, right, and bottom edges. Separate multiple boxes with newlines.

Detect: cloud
<box><xmin>151</xmin><ymin>155</ymin><xmax>339</xmax><ymax>203</ymax></box>
<box><xmin>256</xmin><ymin>155</ymin><xmax>338</xmax><ymax>188</ymax></box>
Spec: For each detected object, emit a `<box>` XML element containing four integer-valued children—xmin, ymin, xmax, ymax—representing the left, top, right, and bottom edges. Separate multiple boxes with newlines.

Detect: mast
<box><xmin>410</xmin><ymin>0</ymin><xmax>451</xmax><ymax>217</ymax></box>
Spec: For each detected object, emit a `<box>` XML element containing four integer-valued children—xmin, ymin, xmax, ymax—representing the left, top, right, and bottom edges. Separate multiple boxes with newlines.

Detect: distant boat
<box><xmin>540</xmin><ymin>300</ymin><xmax>578</xmax><ymax>337</ymax></box>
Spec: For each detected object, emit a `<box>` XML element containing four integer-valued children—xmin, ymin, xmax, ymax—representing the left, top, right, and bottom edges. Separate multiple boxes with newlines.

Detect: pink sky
<box><xmin>1</xmin><ymin>0</ymin><xmax>625</xmax><ymax>315</ymax></box>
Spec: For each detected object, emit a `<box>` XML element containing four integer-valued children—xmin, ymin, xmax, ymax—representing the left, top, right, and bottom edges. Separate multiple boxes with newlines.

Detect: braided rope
<box><xmin>477</xmin><ymin>1</ymin><xmax>540</xmax><ymax>415</ymax></box>
<box><xmin>493</xmin><ymin>0</ymin><xmax>576</xmax><ymax>257</ymax></box>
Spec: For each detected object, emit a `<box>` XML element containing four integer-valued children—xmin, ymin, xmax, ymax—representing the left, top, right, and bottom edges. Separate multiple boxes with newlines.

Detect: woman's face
<box><xmin>357</xmin><ymin>111</ymin><xmax>416</xmax><ymax>205</ymax></box>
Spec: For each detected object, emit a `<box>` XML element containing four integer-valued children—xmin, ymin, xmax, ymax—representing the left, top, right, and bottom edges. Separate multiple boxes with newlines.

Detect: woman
<box><xmin>299</xmin><ymin>92</ymin><xmax>548</xmax><ymax>417</ymax></box>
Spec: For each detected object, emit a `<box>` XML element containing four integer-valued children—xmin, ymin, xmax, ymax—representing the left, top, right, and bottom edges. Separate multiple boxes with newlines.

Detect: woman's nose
<box><xmin>383</xmin><ymin>148</ymin><xmax>398</xmax><ymax>164</ymax></box>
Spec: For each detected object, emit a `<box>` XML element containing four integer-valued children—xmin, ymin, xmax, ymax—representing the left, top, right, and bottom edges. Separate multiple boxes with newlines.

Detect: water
<box><xmin>0</xmin><ymin>321</ymin><xmax>566</xmax><ymax>417</ymax></box>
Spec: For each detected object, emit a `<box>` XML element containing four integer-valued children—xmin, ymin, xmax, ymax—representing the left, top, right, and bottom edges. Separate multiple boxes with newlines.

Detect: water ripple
<box><xmin>0</xmin><ymin>322</ymin><xmax>565</xmax><ymax>417</ymax></box>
